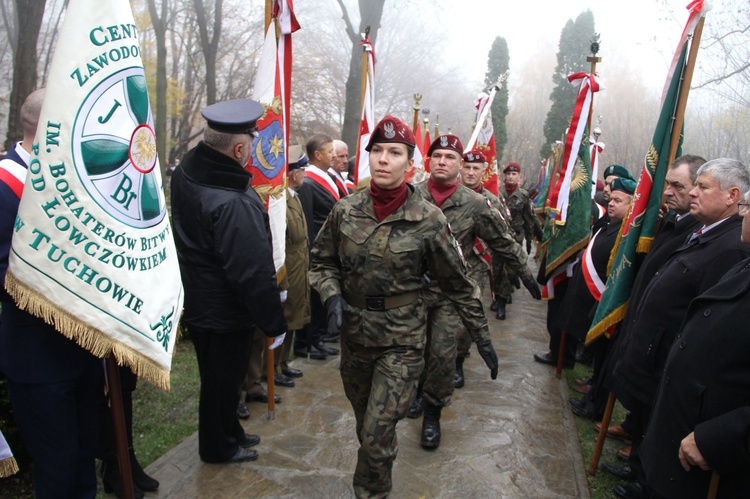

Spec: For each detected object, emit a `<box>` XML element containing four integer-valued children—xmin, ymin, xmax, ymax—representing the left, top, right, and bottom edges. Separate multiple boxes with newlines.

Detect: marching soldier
<box><xmin>308</xmin><ymin>116</ymin><xmax>498</xmax><ymax>498</ymax></box>
<box><xmin>409</xmin><ymin>136</ymin><xmax>541</xmax><ymax>450</ymax></box>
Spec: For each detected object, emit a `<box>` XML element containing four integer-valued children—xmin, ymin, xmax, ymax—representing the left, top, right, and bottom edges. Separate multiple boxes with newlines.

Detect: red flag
<box><xmin>423</xmin><ymin>129</ymin><xmax>431</xmax><ymax>173</ymax></box>
<box><xmin>472</xmin><ymin>93</ymin><xmax>500</xmax><ymax>196</ymax></box>
<box><xmin>406</xmin><ymin>121</ymin><xmax>427</xmax><ymax>183</ymax></box>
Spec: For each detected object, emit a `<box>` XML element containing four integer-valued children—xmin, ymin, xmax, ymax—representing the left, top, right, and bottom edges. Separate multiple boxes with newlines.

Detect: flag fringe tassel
<box><xmin>636</xmin><ymin>237</ymin><xmax>654</xmax><ymax>254</ymax></box>
<box><xmin>545</xmin><ymin>237</ymin><xmax>588</xmax><ymax>277</ymax></box>
<box><xmin>5</xmin><ymin>271</ymin><xmax>171</xmax><ymax>391</ymax></box>
<box><xmin>0</xmin><ymin>456</ymin><xmax>19</xmax><ymax>478</ymax></box>
<box><xmin>585</xmin><ymin>302</ymin><xmax>628</xmax><ymax>345</ymax></box>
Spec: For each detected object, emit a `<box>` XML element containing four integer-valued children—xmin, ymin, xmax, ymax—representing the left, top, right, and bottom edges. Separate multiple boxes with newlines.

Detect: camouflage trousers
<box><xmin>492</xmin><ymin>258</ymin><xmax>515</xmax><ymax>300</ymax></box>
<box><xmin>418</xmin><ymin>291</ymin><xmax>461</xmax><ymax>407</ymax></box>
<box><xmin>340</xmin><ymin>339</ymin><xmax>424</xmax><ymax>498</ymax></box>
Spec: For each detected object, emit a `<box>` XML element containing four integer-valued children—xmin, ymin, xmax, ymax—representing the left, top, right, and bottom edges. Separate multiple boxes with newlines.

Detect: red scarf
<box><xmin>371</xmin><ymin>181</ymin><xmax>408</xmax><ymax>221</ymax></box>
<box><xmin>504</xmin><ymin>181</ymin><xmax>518</xmax><ymax>197</ymax></box>
<box><xmin>470</xmin><ymin>183</ymin><xmax>483</xmax><ymax>194</ymax></box>
<box><xmin>428</xmin><ymin>177</ymin><xmax>459</xmax><ymax>208</ymax></box>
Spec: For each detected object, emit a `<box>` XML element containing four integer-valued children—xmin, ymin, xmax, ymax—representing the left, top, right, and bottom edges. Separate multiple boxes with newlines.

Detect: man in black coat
<box><xmin>611</xmin><ymin>157</ymin><xmax>750</xmax><ymax>499</ymax></box>
<box><xmin>171</xmin><ymin>99</ymin><xmax>287</xmax><ymax>463</ymax></box>
<box><xmin>640</xmin><ymin>175</ymin><xmax>750</xmax><ymax>497</ymax></box>
<box><xmin>294</xmin><ymin>134</ymin><xmax>340</xmax><ymax>358</ymax></box>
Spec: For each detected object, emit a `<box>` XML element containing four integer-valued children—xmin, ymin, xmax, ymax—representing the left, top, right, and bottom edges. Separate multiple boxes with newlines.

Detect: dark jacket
<box><xmin>171</xmin><ymin>141</ymin><xmax>286</xmax><ymax>336</ymax></box>
<box><xmin>557</xmin><ymin>218</ymin><xmax>621</xmax><ymax>341</ymax></box>
<box><xmin>613</xmin><ymin>215</ymin><xmax>750</xmax><ymax>408</ymax></box>
<box><xmin>641</xmin><ymin>257</ymin><xmax>750</xmax><ymax>498</ymax></box>
<box><xmin>297</xmin><ymin>166</ymin><xmax>338</xmax><ymax>249</ymax></box>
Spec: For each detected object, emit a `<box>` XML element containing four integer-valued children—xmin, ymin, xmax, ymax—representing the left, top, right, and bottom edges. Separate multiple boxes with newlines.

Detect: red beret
<box><xmin>427</xmin><ymin>134</ymin><xmax>464</xmax><ymax>157</ymax></box>
<box><xmin>463</xmin><ymin>149</ymin><xmax>487</xmax><ymax>164</ymax></box>
<box><xmin>503</xmin><ymin>162</ymin><xmax>521</xmax><ymax>173</ymax></box>
<box><xmin>365</xmin><ymin>115</ymin><xmax>416</xmax><ymax>152</ymax></box>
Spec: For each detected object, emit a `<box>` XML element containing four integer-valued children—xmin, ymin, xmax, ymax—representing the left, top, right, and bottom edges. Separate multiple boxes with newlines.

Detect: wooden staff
<box><xmin>555</xmin><ymin>331</ymin><xmax>567</xmax><ymax>379</ymax></box>
<box><xmin>707</xmin><ymin>470</ymin><xmax>720</xmax><ymax>499</ymax></box>
<box><xmin>588</xmin><ymin>392</ymin><xmax>616</xmax><ymax>475</ymax></box>
<box><xmin>105</xmin><ymin>355</ymin><xmax>135</xmax><ymax>499</ymax></box>
<box><xmin>586</xmin><ymin>35</ymin><xmax>602</xmax><ymax>134</ymax></box>
<box><xmin>266</xmin><ymin>337</ymin><xmax>276</xmax><ymax>420</ymax></box>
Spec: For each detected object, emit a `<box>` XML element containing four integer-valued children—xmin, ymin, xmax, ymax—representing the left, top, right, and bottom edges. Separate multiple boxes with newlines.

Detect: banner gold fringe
<box><xmin>545</xmin><ymin>236</ymin><xmax>588</xmax><ymax>278</ymax></box>
<box><xmin>5</xmin><ymin>271</ymin><xmax>171</xmax><ymax>391</ymax></box>
<box><xmin>585</xmin><ymin>302</ymin><xmax>628</xmax><ymax>345</ymax></box>
<box><xmin>637</xmin><ymin>237</ymin><xmax>654</xmax><ymax>254</ymax></box>
<box><xmin>0</xmin><ymin>456</ymin><xmax>19</xmax><ymax>478</ymax></box>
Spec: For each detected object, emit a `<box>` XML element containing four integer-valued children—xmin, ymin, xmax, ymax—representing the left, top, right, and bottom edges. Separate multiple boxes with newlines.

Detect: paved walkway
<box><xmin>146</xmin><ymin>277</ymin><xmax>589</xmax><ymax>498</ymax></box>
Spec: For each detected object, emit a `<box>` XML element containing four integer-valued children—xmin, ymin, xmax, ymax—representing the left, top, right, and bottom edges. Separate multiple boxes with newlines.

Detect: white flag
<box><xmin>6</xmin><ymin>0</ymin><xmax>183</xmax><ymax>390</ymax></box>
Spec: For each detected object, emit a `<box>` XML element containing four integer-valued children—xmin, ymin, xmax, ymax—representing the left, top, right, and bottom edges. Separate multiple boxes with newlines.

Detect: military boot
<box><xmin>407</xmin><ymin>390</ymin><xmax>425</xmax><ymax>419</ymax></box>
<box><xmin>490</xmin><ymin>299</ymin><xmax>499</xmax><ymax>311</ymax></box>
<box><xmin>495</xmin><ymin>297</ymin><xmax>507</xmax><ymax>320</ymax></box>
<box><xmin>454</xmin><ymin>357</ymin><xmax>465</xmax><ymax>389</ymax></box>
<box><xmin>420</xmin><ymin>403</ymin><xmax>442</xmax><ymax>449</ymax></box>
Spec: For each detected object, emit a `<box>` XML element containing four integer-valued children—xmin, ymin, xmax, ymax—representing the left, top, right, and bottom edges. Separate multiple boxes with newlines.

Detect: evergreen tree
<box><xmin>540</xmin><ymin>10</ymin><xmax>596</xmax><ymax>158</ymax></box>
<box><xmin>485</xmin><ymin>37</ymin><xmax>510</xmax><ymax>161</ymax></box>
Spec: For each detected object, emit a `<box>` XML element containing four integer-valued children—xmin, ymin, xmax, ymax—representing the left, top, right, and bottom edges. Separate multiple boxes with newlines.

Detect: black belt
<box><xmin>342</xmin><ymin>290</ymin><xmax>420</xmax><ymax>312</ymax></box>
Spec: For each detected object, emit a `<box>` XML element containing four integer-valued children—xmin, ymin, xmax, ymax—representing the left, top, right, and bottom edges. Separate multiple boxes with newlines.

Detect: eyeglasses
<box><xmin>738</xmin><ymin>201</ymin><xmax>750</xmax><ymax>215</ymax></box>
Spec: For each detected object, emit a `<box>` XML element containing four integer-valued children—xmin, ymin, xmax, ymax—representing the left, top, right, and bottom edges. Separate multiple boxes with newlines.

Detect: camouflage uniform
<box><xmin>309</xmin><ymin>185</ymin><xmax>487</xmax><ymax>498</ymax></box>
<box><xmin>499</xmin><ymin>185</ymin><xmax>541</xmax><ymax>298</ymax></box>
<box><xmin>414</xmin><ymin>182</ymin><xmax>530</xmax><ymax>407</ymax></box>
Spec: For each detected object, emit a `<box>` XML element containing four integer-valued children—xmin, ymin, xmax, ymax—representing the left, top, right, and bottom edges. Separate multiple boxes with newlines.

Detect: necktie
<box><xmin>687</xmin><ymin>229</ymin><xmax>703</xmax><ymax>245</ymax></box>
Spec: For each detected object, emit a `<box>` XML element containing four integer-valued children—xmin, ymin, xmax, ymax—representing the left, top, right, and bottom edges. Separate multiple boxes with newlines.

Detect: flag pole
<box><xmin>434</xmin><ymin>114</ymin><xmax>440</xmax><ymax>137</ymax></box>
<box><xmin>106</xmin><ymin>356</ymin><xmax>135</xmax><ymax>499</ymax></box>
<box><xmin>667</xmin><ymin>16</ymin><xmax>704</xmax><ymax>164</ymax></box>
<box><xmin>586</xmin><ymin>35</ymin><xmax>602</xmax><ymax>133</ymax></box>
<box><xmin>464</xmin><ymin>71</ymin><xmax>509</xmax><ymax>152</ymax></box>
<box><xmin>412</xmin><ymin>93</ymin><xmax>422</xmax><ymax>133</ymax></box>
<box><xmin>263</xmin><ymin>0</ymin><xmax>276</xmax><ymax>421</ymax></box>
<box><xmin>352</xmin><ymin>26</ymin><xmax>371</xmax><ymax>185</ymax></box>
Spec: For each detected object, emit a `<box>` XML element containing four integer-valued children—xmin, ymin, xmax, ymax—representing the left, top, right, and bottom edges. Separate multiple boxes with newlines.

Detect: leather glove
<box><xmin>526</xmin><ymin>239</ymin><xmax>532</xmax><ymax>254</ymax></box>
<box><xmin>522</xmin><ymin>275</ymin><xmax>542</xmax><ymax>300</ymax></box>
<box><xmin>476</xmin><ymin>338</ymin><xmax>498</xmax><ymax>379</ymax></box>
<box><xmin>325</xmin><ymin>295</ymin><xmax>344</xmax><ymax>336</ymax></box>
<box><xmin>507</xmin><ymin>271</ymin><xmax>521</xmax><ymax>289</ymax></box>
<box><xmin>534</xmin><ymin>226</ymin><xmax>544</xmax><ymax>241</ymax></box>
<box><xmin>269</xmin><ymin>332</ymin><xmax>286</xmax><ymax>350</ymax></box>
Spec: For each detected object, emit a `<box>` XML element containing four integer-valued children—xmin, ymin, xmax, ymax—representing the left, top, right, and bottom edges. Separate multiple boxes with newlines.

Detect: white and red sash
<box><xmin>305</xmin><ymin>165</ymin><xmax>340</xmax><ymax>201</ymax></box>
<box><xmin>0</xmin><ymin>159</ymin><xmax>28</xmax><ymax>199</ymax></box>
<box><xmin>328</xmin><ymin>169</ymin><xmax>350</xmax><ymax>197</ymax></box>
<box><xmin>581</xmin><ymin>227</ymin><xmax>606</xmax><ymax>301</ymax></box>
<box><xmin>542</xmin><ymin>262</ymin><xmax>572</xmax><ymax>300</ymax></box>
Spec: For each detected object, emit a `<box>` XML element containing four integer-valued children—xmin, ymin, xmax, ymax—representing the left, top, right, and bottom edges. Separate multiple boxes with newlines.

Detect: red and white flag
<box><xmin>406</xmin><ymin>121</ymin><xmax>427</xmax><ymax>184</ymax></box>
<box><xmin>354</xmin><ymin>34</ymin><xmax>375</xmax><ymax>184</ymax></box>
<box><xmin>590</xmin><ymin>137</ymin><xmax>604</xmax><ymax>199</ymax></box>
<box><xmin>472</xmin><ymin>92</ymin><xmax>500</xmax><ymax>196</ymax></box>
<box><xmin>423</xmin><ymin>129</ymin><xmax>431</xmax><ymax>173</ymax></box>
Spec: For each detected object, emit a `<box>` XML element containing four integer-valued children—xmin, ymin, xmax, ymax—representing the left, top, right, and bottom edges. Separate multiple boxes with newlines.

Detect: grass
<box><xmin>565</xmin><ymin>362</ymin><xmax>631</xmax><ymax>499</ymax></box>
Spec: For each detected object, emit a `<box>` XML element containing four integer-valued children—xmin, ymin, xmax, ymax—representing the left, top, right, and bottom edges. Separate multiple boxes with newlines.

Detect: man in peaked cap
<box><xmin>171</xmin><ymin>98</ymin><xmax>287</xmax><ymax>464</ymax></box>
<box><xmin>409</xmin><ymin>135</ymin><xmax>540</xmax><ymax>450</ymax></box>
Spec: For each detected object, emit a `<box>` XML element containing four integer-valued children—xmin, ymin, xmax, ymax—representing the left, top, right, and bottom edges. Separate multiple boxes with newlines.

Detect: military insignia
<box><xmin>384</xmin><ymin>122</ymin><xmax>395</xmax><ymax>139</ymax></box>
<box><xmin>440</xmin><ymin>135</ymin><xmax>449</xmax><ymax>148</ymax></box>
<box><xmin>468</xmin><ymin>153</ymin><xmax>475</xmax><ymax>161</ymax></box>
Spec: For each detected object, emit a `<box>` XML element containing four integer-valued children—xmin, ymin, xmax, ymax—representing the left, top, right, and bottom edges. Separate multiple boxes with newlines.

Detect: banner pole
<box><xmin>266</xmin><ymin>337</ymin><xmax>276</xmax><ymax>420</ymax></box>
<box><xmin>106</xmin><ymin>355</ymin><xmax>135</xmax><ymax>499</ymax></box>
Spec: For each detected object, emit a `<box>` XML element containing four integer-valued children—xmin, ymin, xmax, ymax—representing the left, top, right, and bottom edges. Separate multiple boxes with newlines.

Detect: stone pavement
<box><xmin>146</xmin><ymin>280</ymin><xmax>589</xmax><ymax>498</ymax></box>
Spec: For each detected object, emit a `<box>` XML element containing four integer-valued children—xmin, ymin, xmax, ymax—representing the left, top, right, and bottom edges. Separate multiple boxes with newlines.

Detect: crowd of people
<box><xmin>2</xmin><ymin>91</ymin><xmax>749</xmax><ymax>499</ymax></box>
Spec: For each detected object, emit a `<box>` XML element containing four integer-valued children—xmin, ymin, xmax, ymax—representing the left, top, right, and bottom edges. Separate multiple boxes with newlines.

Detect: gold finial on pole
<box><xmin>412</xmin><ymin>94</ymin><xmax>422</xmax><ymax>132</ymax></box>
<box><xmin>434</xmin><ymin>114</ymin><xmax>440</xmax><ymax>137</ymax></box>
<box><xmin>586</xmin><ymin>34</ymin><xmax>602</xmax><ymax>132</ymax></box>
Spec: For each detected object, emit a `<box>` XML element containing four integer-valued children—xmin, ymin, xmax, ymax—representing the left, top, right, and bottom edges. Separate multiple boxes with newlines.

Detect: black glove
<box><xmin>522</xmin><ymin>275</ymin><xmax>542</xmax><ymax>300</ymax></box>
<box><xmin>526</xmin><ymin>239</ymin><xmax>532</xmax><ymax>254</ymax></box>
<box><xmin>534</xmin><ymin>226</ymin><xmax>544</xmax><ymax>241</ymax></box>
<box><xmin>476</xmin><ymin>339</ymin><xmax>498</xmax><ymax>380</ymax></box>
<box><xmin>325</xmin><ymin>295</ymin><xmax>344</xmax><ymax>336</ymax></box>
<box><xmin>507</xmin><ymin>271</ymin><xmax>521</xmax><ymax>289</ymax></box>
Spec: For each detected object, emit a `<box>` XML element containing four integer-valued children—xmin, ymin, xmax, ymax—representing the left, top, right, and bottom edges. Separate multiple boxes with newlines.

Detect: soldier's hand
<box><xmin>325</xmin><ymin>295</ymin><xmax>344</xmax><ymax>336</ymax></box>
<box><xmin>508</xmin><ymin>271</ymin><xmax>521</xmax><ymax>289</ymax></box>
<box><xmin>534</xmin><ymin>227</ymin><xmax>544</xmax><ymax>242</ymax></box>
<box><xmin>476</xmin><ymin>339</ymin><xmax>498</xmax><ymax>379</ymax></box>
<box><xmin>522</xmin><ymin>275</ymin><xmax>542</xmax><ymax>300</ymax></box>
<box><xmin>525</xmin><ymin>240</ymin><xmax>532</xmax><ymax>254</ymax></box>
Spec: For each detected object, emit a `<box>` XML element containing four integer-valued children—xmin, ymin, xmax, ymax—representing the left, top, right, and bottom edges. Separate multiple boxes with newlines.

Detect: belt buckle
<box><xmin>365</xmin><ymin>296</ymin><xmax>385</xmax><ymax>311</ymax></box>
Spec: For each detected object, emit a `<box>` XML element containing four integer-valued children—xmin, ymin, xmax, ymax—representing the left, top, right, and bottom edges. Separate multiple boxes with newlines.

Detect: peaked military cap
<box><xmin>365</xmin><ymin>115</ymin><xmax>416</xmax><ymax>151</ymax></box>
<box><xmin>201</xmin><ymin>99</ymin><xmax>264</xmax><ymax>134</ymax></box>
<box><xmin>287</xmin><ymin>145</ymin><xmax>308</xmax><ymax>171</ymax></box>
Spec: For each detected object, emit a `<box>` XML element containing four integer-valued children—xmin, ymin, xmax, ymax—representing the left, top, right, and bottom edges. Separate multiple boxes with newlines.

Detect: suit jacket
<box><xmin>556</xmin><ymin>219</ymin><xmax>621</xmax><ymax>341</ymax></box>
<box><xmin>641</xmin><ymin>257</ymin><xmax>750</xmax><ymax>498</ymax></box>
<box><xmin>613</xmin><ymin>215</ymin><xmax>750</xmax><ymax>408</ymax></box>
<box><xmin>298</xmin><ymin>167</ymin><xmax>338</xmax><ymax>248</ymax></box>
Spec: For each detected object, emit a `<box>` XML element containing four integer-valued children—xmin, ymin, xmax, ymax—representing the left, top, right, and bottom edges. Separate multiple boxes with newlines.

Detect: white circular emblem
<box><xmin>72</xmin><ymin>67</ymin><xmax>165</xmax><ymax>228</ymax></box>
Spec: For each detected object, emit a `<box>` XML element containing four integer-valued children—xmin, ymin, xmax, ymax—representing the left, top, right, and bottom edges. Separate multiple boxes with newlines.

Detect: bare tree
<box><xmin>192</xmin><ymin>0</ymin><xmax>222</xmax><ymax>105</ymax></box>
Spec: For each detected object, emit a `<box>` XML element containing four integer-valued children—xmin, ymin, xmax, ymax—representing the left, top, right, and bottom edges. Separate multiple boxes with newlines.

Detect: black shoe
<box><xmin>273</xmin><ymin>373</ymin><xmax>295</xmax><ymax>388</ymax></box>
<box><xmin>602</xmin><ymin>462</ymin><xmax>636</xmax><ymax>480</ymax></box>
<box><xmin>321</xmin><ymin>332</ymin><xmax>340</xmax><ymax>343</ymax></box>
<box><xmin>282</xmin><ymin>367</ymin><xmax>303</xmax><ymax>378</ymax></box>
<box><xmin>237</xmin><ymin>402</ymin><xmax>250</xmax><ymax>420</ymax></box>
<box><xmin>245</xmin><ymin>392</ymin><xmax>282</xmax><ymax>404</ymax></box>
<box><xmin>613</xmin><ymin>481</ymin><xmax>645</xmax><ymax>499</ymax></box>
<box><xmin>490</xmin><ymin>299</ymin><xmax>499</xmax><ymax>311</ymax></box>
<box><xmin>314</xmin><ymin>342</ymin><xmax>339</xmax><ymax>356</ymax></box>
<box><xmin>294</xmin><ymin>347</ymin><xmax>327</xmax><ymax>360</ymax></box>
<box><xmin>569</xmin><ymin>397</ymin><xmax>586</xmax><ymax>409</ymax></box>
<box><xmin>407</xmin><ymin>391</ymin><xmax>425</xmax><ymax>419</ymax></box>
<box><xmin>421</xmin><ymin>404</ymin><xmax>442</xmax><ymax>449</ymax></box>
<box><xmin>228</xmin><ymin>447</ymin><xmax>259</xmax><ymax>463</ymax></box>
<box><xmin>495</xmin><ymin>298</ymin><xmax>507</xmax><ymax>320</ymax></box>
<box><xmin>454</xmin><ymin>357</ymin><xmax>465</xmax><ymax>389</ymax></box>
<box><xmin>506</xmin><ymin>295</ymin><xmax>512</xmax><ymax>304</ymax></box>
<box><xmin>237</xmin><ymin>433</ymin><xmax>261</xmax><ymax>448</ymax></box>
<box><xmin>534</xmin><ymin>352</ymin><xmax>574</xmax><ymax>369</ymax></box>
<box><xmin>129</xmin><ymin>449</ymin><xmax>159</xmax><ymax>492</ymax></box>
<box><xmin>101</xmin><ymin>459</ymin><xmax>145</xmax><ymax>499</ymax></box>
<box><xmin>571</xmin><ymin>404</ymin><xmax>597</xmax><ymax>420</ymax></box>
